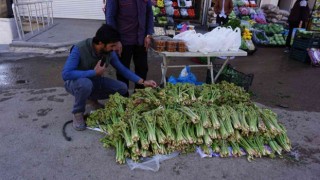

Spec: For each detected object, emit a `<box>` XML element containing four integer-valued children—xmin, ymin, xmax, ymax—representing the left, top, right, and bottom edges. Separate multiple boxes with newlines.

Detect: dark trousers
<box><xmin>116</xmin><ymin>45</ymin><xmax>148</xmax><ymax>90</ymax></box>
<box><xmin>6</xmin><ymin>0</ymin><xmax>14</xmax><ymax>18</ymax></box>
<box><xmin>64</xmin><ymin>77</ymin><xmax>127</xmax><ymax>113</ymax></box>
<box><xmin>216</xmin><ymin>15</ymin><xmax>229</xmax><ymax>26</ymax></box>
<box><xmin>285</xmin><ymin>21</ymin><xmax>305</xmax><ymax>48</ymax></box>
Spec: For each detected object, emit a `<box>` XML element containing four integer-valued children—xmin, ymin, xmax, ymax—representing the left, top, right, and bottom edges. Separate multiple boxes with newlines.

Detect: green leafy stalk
<box><xmin>220</xmin><ymin>140</ymin><xmax>229</xmax><ymax>158</ymax></box>
<box><xmin>209</xmin><ymin>107</ymin><xmax>220</xmax><ymax>129</ymax></box>
<box><xmin>211</xmin><ymin>140</ymin><xmax>220</xmax><ymax>153</ymax></box>
<box><xmin>138</xmin><ymin>130</ymin><xmax>149</xmax><ymax>150</ymax></box>
<box><xmin>227</xmin><ymin>105</ymin><xmax>241</xmax><ymax>130</ymax></box>
<box><xmin>156</xmin><ymin>127</ymin><xmax>166</xmax><ymax>144</ymax></box>
<box><xmin>178</xmin><ymin>106</ymin><xmax>200</xmax><ymax>124</ymax></box>
<box><xmin>199</xmin><ymin>107</ymin><xmax>212</xmax><ymax>128</ymax></box>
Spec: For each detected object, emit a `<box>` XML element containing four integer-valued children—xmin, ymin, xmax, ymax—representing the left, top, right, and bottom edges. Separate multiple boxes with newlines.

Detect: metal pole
<box><xmin>27</xmin><ymin>3</ymin><xmax>33</xmax><ymax>34</ymax></box>
<box><xmin>34</xmin><ymin>3</ymin><xmax>40</xmax><ymax>31</ymax></box>
<box><xmin>40</xmin><ymin>2</ymin><xmax>45</xmax><ymax>28</ymax></box>
<box><xmin>13</xmin><ymin>3</ymin><xmax>23</xmax><ymax>40</ymax></box>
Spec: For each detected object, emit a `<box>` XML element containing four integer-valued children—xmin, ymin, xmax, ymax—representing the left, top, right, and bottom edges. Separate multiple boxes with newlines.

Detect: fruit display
<box><xmin>242</xmin><ymin>28</ymin><xmax>252</xmax><ymax>40</ymax></box>
<box><xmin>157</xmin><ymin>16</ymin><xmax>168</xmax><ymax>25</ymax></box>
<box><xmin>187</xmin><ymin>9</ymin><xmax>195</xmax><ymax>18</ymax></box>
<box><xmin>152</xmin><ymin>6</ymin><xmax>161</xmax><ymax>16</ymax></box>
<box><xmin>174</xmin><ymin>8</ymin><xmax>180</xmax><ymax>18</ymax></box>
<box><xmin>157</xmin><ymin>0</ymin><xmax>164</xmax><ymax>8</ymax></box>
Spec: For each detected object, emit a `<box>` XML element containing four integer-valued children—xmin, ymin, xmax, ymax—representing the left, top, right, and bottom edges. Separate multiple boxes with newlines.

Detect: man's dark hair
<box><xmin>93</xmin><ymin>24</ymin><xmax>120</xmax><ymax>45</ymax></box>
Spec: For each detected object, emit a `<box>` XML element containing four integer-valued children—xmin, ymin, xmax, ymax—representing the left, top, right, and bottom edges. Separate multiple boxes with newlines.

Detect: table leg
<box><xmin>214</xmin><ymin>57</ymin><xmax>230</xmax><ymax>82</ymax></box>
<box><xmin>207</xmin><ymin>56</ymin><xmax>214</xmax><ymax>84</ymax></box>
<box><xmin>161</xmin><ymin>55</ymin><xmax>167</xmax><ymax>87</ymax></box>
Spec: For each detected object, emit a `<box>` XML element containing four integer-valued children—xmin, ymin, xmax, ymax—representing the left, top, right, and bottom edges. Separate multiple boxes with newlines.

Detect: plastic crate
<box><xmin>206</xmin><ymin>64</ymin><xmax>254</xmax><ymax>91</ymax></box>
<box><xmin>289</xmin><ymin>48</ymin><xmax>310</xmax><ymax>63</ymax></box>
<box><xmin>291</xmin><ymin>37</ymin><xmax>312</xmax><ymax>50</ymax></box>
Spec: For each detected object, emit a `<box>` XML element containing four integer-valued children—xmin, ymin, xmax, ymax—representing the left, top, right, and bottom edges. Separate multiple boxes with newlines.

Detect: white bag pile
<box><xmin>173</xmin><ymin>26</ymin><xmax>241</xmax><ymax>54</ymax></box>
<box><xmin>261</xmin><ymin>4</ymin><xmax>289</xmax><ymax>26</ymax></box>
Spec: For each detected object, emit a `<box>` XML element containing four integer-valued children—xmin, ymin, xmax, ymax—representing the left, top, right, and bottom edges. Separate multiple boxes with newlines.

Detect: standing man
<box><xmin>214</xmin><ymin>0</ymin><xmax>233</xmax><ymax>25</ymax></box>
<box><xmin>284</xmin><ymin>0</ymin><xmax>310</xmax><ymax>53</ymax></box>
<box><xmin>62</xmin><ymin>24</ymin><xmax>157</xmax><ymax>131</ymax></box>
<box><xmin>106</xmin><ymin>0</ymin><xmax>154</xmax><ymax>93</ymax></box>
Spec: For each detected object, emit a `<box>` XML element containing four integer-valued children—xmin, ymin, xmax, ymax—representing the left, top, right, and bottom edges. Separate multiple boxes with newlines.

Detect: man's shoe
<box><xmin>73</xmin><ymin>112</ymin><xmax>86</xmax><ymax>131</ymax></box>
<box><xmin>87</xmin><ymin>99</ymin><xmax>105</xmax><ymax>111</ymax></box>
<box><xmin>284</xmin><ymin>47</ymin><xmax>290</xmax><ymax>53</ymax></box>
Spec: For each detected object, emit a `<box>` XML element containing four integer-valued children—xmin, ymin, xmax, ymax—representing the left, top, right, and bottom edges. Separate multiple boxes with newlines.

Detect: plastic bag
<box><xmin>168</xmin><ymin>66</ymin><xmax>203</xmax><ymax>85</ymax></box>
<box><xmin>127</xmin><ymin>152</ymin><xmax>179</xmax><ymax>172</ymax></box>
<box><xmin>228</xmin><ymin>27</ymin><xmax>242</xmax><ymax>51</ymax></box>
<box><xmin>308</xmin><ymin>48</ymin><xmax>320</xmax><ymax>66</ymax></box>
<box><xmin>165</xmin><ymin>6</ymin><xmax>174</xmax><ymax>16</ymax></box>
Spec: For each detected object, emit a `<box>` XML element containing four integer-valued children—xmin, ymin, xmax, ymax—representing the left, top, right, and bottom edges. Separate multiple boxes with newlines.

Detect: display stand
<box><xmin>153</xmin><ymin>50</ymin><xmax>248</xmax><ymax>86</ymax></box>
<box><xmin>309</xmin><ymin>0</ymin><xmax>320</xmax><ymax>31</ymax></box>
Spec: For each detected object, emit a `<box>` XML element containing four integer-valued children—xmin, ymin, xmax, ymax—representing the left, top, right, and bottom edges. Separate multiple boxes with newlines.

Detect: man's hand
<box><xmin>94</xmin><ymin>60</ymin><xmax>106</xmax><ymax>76</ymax></box>
<box><xmin>299</xmin><ymin>21</ymin><xmax>303</xmax><ymax>28</ymax></box>
<box><xmin>143</xmin><ymin>80</ymin><xmax>157</xmax><ymax>88</ymax></box>
<box><xmin>116</xmin><ymin>41</ymin><xmax>122</xmax><ymax>57</ymax></box>
<box><xmin>144</xmin><ymin>36</ymin><xmax>152</xmax><ymax>51</ymax></box>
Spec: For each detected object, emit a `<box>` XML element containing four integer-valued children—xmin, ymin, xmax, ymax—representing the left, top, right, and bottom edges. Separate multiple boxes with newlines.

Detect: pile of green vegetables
<box><xmin>254</xmin><ymin>23</ymin><xmax>284</xmax><ymax>34</ymax></box>
<box><xmin>87</xmin><ymin>82</ymin><xmax>291</xmax><ymax>164</ymax></box>
<box><xmin>268</xmin><ymin>34</ymin><xmax>286</xmax><ymax>46</ymax></box>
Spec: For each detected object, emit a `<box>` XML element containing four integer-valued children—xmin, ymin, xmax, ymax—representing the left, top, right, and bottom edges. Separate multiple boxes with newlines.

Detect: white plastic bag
<box><xmin>186</xmin><ymin>33</ymin><xmax>204</xmax><ymax>52</ymax></box>
<box><xmin>216</xmin><ymin>27</ymin><xmax>234</xmax><ymax>51</ymax></box>
<box><xmin>203</xmin><ymin>26</ymin><xmax>222</xmax><ymax>52</ymax></box>
<box><xmin>228</xmin><ymin>27</ymin><xmax>242</xmax><ymax>51</ymax></box>
<box><xmin>173</xmin><ymin>30</ymin><xmax>196</xmax><ymax>42</ymax></box>
<box><xmin>127</xmin><ymin>152</ymin><xmax>179</xmax><ymax>172</ymax></box>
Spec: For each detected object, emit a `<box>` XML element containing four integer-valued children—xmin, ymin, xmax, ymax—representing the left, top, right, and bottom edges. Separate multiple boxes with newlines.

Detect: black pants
<box><xmin>285</xmin><ymin>21</ymin><xmax>305</xmax><ymax>48</ymax></box>
<box><xmin>116</xmin><ymin>45</ymin><xmax>148</xmax><ymax>90</ymax></box>
<box><xmin>6</xmin><ymin>0</ymin><xmax>14</xmax><ymax>18</ymax></box>
<box><xmin>216</xmin><ymin>15</ymin><xmax>229</xmax><ymax>26</ymax></box>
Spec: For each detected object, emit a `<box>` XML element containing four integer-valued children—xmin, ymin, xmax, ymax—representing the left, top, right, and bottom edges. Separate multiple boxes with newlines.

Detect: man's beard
<box><xmin>100</xmin><ymin>49</ymin><xmax>111</xmax><ymax>55</ymax></box>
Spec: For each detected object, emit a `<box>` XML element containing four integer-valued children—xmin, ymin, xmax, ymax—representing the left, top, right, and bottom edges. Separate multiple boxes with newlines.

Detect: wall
<box><xmin>0</xmin><ymin>0</ymin><xmax>7</xmax><ymax>18</ymax></box>
<box><xmin>279</xmin><ymin>0</ymin><xmax>316</xmax><ymax>11</ymax></box>
<box><xmin>0</xmin><ymin>18</ymin><xmax>18</xmax><ymax>44</ymax></box>
<box><xmin>260</xmin><ymin>0</ymin><xmax>279</xmax><ymax>7</ymax></box>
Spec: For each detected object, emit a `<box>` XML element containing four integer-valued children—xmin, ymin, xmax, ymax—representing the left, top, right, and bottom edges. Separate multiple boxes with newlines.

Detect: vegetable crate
<box><xmin>206</xmin><ymin>64</ymin><xmax>254</xmax><ymax>91</ymax></box>
<box><xmin>289</xmin><ymin>48</ymin><xmax>310</xmax><ymax>63</ymax></box>
<box><xmin>292</xmin><ymin>33</ymin><xmax>320</xmax><ymax>50</ymax></box>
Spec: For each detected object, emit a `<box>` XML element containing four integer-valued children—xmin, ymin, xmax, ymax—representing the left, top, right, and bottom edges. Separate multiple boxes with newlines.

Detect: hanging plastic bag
<box><xmin>127</xmin><ymin>152</ymin><xmax>179</xmax><ymax>172</ymax></box>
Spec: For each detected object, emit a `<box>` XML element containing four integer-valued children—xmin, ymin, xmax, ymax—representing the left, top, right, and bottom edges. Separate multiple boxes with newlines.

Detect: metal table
<box><xmin>154</xmin><ymin>50</ymin><xmax>248</xmax><ymax>86</ymax></box>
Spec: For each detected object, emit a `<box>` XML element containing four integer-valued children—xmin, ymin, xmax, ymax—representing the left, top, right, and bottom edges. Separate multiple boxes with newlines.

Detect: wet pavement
<box><xmin>0</xmin><ymin>46</ymin><xmax>319</xmax><ymax>112</ymax></box>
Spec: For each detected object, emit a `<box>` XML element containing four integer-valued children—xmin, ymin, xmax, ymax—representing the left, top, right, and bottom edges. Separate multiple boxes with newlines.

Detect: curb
<box><xmin>9</xmin><ymin>41</ymin><xmax>78</xmax><ymax>54</ymax></box>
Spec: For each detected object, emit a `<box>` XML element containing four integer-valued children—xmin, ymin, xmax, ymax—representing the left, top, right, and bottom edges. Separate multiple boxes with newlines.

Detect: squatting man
<box><xmin>62</xmin><ymin>24</ymin><xmax>157</xmax><ymax>131</ymax></box>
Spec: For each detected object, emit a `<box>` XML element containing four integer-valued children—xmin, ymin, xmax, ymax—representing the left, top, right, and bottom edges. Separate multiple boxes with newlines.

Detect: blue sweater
<box><xmin>106</xmin><ymin>0</ymin><xmax>154</xmax><ymax>45</ymax></box>
<box><xmin>62</xmin><ymin>46</ymin><xmax>141</xmax><ymax>83</ymax></box>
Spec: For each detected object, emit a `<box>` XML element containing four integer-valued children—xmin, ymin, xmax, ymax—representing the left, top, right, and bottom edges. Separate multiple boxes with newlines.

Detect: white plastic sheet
<box><xmin>127</xmin><ymin>152</ymin><xmax>180</xmax><ymax>172</ymax></box>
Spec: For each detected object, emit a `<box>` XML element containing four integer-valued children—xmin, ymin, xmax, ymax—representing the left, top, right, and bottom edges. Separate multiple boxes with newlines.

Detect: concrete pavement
<box><xmin>9</xmin><ymin>18</ymin><xmax>105</xmax><ymax>54</ymax></box>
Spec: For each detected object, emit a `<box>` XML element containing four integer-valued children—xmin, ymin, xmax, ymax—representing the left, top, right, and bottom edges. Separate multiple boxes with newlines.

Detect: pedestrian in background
<box><xmin>106</xmin><ymin>0</ymin><xmax>154</xmax><ymax>95</ymax></box>
<box><xmin>285</xmin><ymin>0</ymin><xmax>310</xmax><ymax>53</ymax></box>
<box><xmin>214</xmin><ymin>0</ymin><xmax>233</xmax><ymax>25</ymax></box>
